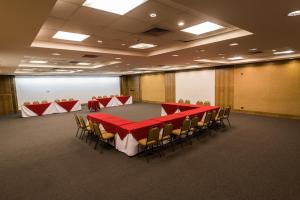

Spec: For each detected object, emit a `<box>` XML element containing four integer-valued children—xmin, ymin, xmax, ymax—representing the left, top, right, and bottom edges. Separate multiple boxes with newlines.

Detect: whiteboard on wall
<box><xmin>175</xmin><ymin>70</ymin><xmax>215</xmax><ymax>105</ymax></box>
<box><xmin>15</xmin><ymin>76</ymin><xmax>120</xmax><ymax>107</ymax></box>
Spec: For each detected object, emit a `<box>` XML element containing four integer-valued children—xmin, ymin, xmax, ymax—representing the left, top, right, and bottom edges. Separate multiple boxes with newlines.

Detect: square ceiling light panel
<box><xmin>181</xmin><ymin>21</ymin><xmax>224</xmax><ymax>35</ymax></box>
<box><xmin>52</xmin><ymin>31</ymin><xmax>90</xmax><ymax>41</ymax></box>
<box><xmin>129</xmin><ymin>43</ymin><xmax>157</xmax><ymax>49</ymax></box>
<box><xmin>82</xmin><ymin>0</ymin><xmax>148</xmax><ymax>15</ymax></box>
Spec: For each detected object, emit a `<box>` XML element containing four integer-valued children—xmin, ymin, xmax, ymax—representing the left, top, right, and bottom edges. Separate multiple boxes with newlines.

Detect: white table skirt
<box><xmin>98</xmin><ymin>96</ymin><xmax>133</xmax><ymax>108</ymax></box>
<box><xmin>21</xmin><ymin>101</ymin><xmax>82</xmax><ymax>118</ymax></box>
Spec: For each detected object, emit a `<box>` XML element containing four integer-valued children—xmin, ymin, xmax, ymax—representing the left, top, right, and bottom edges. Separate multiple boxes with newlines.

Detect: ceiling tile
<box><xmin>49</xmin><ymin>0</ymin><xmax>79</xmax><ymax>20</ymax></box>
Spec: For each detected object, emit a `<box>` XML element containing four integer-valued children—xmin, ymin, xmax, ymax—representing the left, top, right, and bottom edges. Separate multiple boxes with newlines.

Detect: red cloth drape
<box><xmin>57</xmin><ymin>100</ymin><xmax>78</xmax><ymax>112</ymax></box>
<box><xmin>25</xmin><ymin>103</ymin><xmax>51</xmax><ymax>116</ymax></box>
<box><xmin>97</xmin><ymin>97</ymin><xmax>112</xmax><ymax>107</ymax></box>
<box><xmin>116</xmin><ymin>96</ymin><xmax>130</xmax><ymax>104</ymax></box>
<box><xmin>88</xmin><ymin>100</ymin><xmax>100</xmax><ymax>111</ymax></box>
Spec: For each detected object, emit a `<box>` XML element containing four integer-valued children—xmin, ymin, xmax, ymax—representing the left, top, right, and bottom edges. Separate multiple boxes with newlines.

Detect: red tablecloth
<box><xmin>57</xmin><ymin>100</ymin><xmax>78</xmax><ymax>112</ymax></box>
<box><xmin>97</xmin><ymin>97</ymin><xmax>112</xmax><ymax>107</ymax></box>
<box><xmin>88</xmin><ymin>100</ymin><xmax>100</xmax><ymax>111</ymax></box>
<box><xmin>25</xmin><ymin>103</ymin><xmax>51</xmax><ymax>116</ymax></box>
<box><xmin>87</xmin><ymin>113</ymin><xmax>133</xmax><ymax>138</ymax></box>
<box><xmin>152</xmin><ymin>112</ymin><xmax>187</xmax><ymax>129</ymax></box>
<box><xmin>116</xmin><ymin>96</ymin><xmax>130</xmax><ymax>104</ymax></box>
<box><xmin>161</xmin><ymin>103</ymin><xmax>179</xmax><ymax>115</ymax></box>
<box><xmin>87</xmin><ymin>113</ymin><xmax>116</xmax><ymax>121</ymax></box>
<box><xmin>119</xmin><ymin>119</ymin><xmax>161</xmax><ymax>141</ymax></box>
<box><xmin>161</xmin><ymin>102</ymin><xmax>199</xmax><ymax>115</ymax></box>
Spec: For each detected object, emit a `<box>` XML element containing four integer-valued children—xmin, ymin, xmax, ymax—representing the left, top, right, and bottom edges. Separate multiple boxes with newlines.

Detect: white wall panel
<box><xmin>15</xmin><ymin>76</ymin><xmax>120</xmax><ymax>107</ymax></box>
<box><xmin>175</xmin><ymin>70</ymin><xmax>215</xmax><ymax>105</ymax></box>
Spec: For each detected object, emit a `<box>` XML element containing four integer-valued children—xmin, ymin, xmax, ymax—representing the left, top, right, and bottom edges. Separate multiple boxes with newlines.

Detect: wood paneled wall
<box><xmin>234</xmin><ymin>60</ymin><xmax>300</xmax><ymax>117</ymax></box>
<box><xmin>120</xmin><ymin>75</ymin><xmax>141</xmax><ymax>102</ymax></box>
<box><xmin>215</xmin><ymin>67</ymin><xmax>234</xmax><ymax>108</ymax></box>
<box><xmin>165</xmin><ymin>72</ymin><xmax>176</xmax><ymax>102</ymax></box>
<box><xmin>0</xmin><ymin>75</ymin><xmax>18</xmax><ymax>115</ymax></box>
<box><xmin>141</xmin><ymin>73</ymin><xmax>165</xmax><ymax>103</ymax></box>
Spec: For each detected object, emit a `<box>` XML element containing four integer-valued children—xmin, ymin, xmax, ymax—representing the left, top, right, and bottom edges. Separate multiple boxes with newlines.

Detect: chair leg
<box><xmin>75</xmin><ymin>127</ymin><xmax>80</xmax><ymax>137</ymax></box>
<box><xmin>227</xmin><ymin>118</ymin><xmax>231</xmax><ymax>128</ymax></box>
<box><xmin>94</xmin><ymin>138</ymin><xmax>99</xmax><ymax>149</ymax></box>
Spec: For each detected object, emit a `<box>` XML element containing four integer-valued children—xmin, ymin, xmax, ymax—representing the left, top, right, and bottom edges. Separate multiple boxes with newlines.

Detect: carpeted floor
<box><xmin>0</xmin><ymin>103</ymin><xmax>299</xmax><ymax>200</ymax></box>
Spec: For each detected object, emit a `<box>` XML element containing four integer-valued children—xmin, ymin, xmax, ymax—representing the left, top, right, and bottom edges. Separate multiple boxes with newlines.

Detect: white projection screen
<box><xmin>15</xmin><ymin>76</ymin><xmax>120</xmax><ymax>108</ymax></box>
<box><xmin>175</xmin><ymin>70</ymin><xmax>215</xmax><ymax>105</ymax></box>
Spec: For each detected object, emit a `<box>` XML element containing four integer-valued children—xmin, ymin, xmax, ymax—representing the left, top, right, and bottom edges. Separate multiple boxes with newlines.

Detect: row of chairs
<box><xmin>137</xmin><ymin>107</ymin><xmax>231</xmax><ymax>161</ymax></box>
<box><xmin>23</xmin><ymin>98</ymin><xmax>75</xmax><ymax>105</ymax></box>
<box><xmin>74</xmin><ymin>107</ymin><xmax>231</xmax><ymax>161</ymax></box>
<box><xmin>74</xmin><ymin>115</ymin><xmax>115</xmax><ymax>152</ymax></box>
<box><xmin>177</xmin><ymin>99</ymin><xmax>211</xmax><ymax>106</ymax></box>
<box><xmin>92</xmin><ymin>95</ymin><xmax>121</xmax><ymax>99</ymax></box>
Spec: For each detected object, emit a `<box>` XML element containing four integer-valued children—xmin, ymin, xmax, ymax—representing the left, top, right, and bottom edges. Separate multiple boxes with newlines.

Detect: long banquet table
<box><xmin>87</xmin><ymin>96</ymin><xmax>133</xmax><ymax>111</ymax></box>
<box><xmin>21</xmin><ymin>100</ymin><xmax>81</xmax><ymax>117</ymax></box>
<box><xmin>87</xmin><ymin>102</ymin><xmax>219</xmax><ymax>156</ymax></box>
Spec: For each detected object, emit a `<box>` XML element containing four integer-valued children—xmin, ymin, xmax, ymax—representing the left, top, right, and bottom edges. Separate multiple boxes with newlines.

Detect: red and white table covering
<box><xmin>114</xmin><ymin>96</ymin><xmax>133</xmax><ymax>106</ymax></box>
<box><xmin>161</xmin><ymin>102</ymin><xmax>199</xmax><ymax>116</ymax></box>
<box><xmin>21</xmin><ymin>100</ymin><xmax>81</xmax><ymax>117</ymax></box>
<box><xmin>87</xmin><ymin>103</ymin><xmax>219</xmax><ymax>156</ymax></box>
<box><xmin>88</xmin><ymin>100</ymin><xmax>100</xmax><ymax>111</ymax></box>
<box><xmin>87</xmin><ymin>96</ymin><xmax>133</xmax><ymax>111</ymax></box>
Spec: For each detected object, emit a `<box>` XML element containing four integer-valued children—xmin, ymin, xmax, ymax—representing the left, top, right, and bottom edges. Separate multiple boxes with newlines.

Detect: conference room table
<box><xmin>21</xmin><ymin>100</ymin><xmax>81</xmax><ymax>117</ymax></box>
<box><xmin>161</xmin><ymin>102</ymin><xmax>199</xmax><ymax>116</ymax></box>
<box><xmin>87</xmin><ymin>96</ymin><xmax>133</xmax><ymax>111</ymax></box>
<box><xmin>87</xmin><ymin>103</ymin><xmax>219</xmax><ymax>156</ymax></box>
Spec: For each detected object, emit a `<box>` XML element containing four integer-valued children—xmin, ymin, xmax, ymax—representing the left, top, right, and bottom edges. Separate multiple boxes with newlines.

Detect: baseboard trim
<box><xmin>233</xmin><ymin>109</ymin><xmax>300</xmax><ymax>120</ymax></box>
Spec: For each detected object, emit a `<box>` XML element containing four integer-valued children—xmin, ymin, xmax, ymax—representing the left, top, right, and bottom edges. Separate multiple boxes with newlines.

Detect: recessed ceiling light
<box><xmin>77</xmin><ymin>62</ymin><xmax>91</xmax><ymax>66</ymax></box>
<box><xmin>229</xmin><ymin>43</ymin><xmax>239</xmax><ymax>46</ymax></box>
<box><xmin>126</xmin><ymin>64</ymin><xmax>130</xmax><ymax>66</ymax></box>
<box><xmin>121</xmin><ymin>43</ymin><xmax>126</xmax><ymax>46</ymax></box>
<box><xmin>181</xmin><ymin>21</ymin><xmax>224</xmax><ymax>35</ymax></box>
<box><xmin>288</xmin><ymin>10</ymin><xmax>300</xmax><ymax>16</ymax></box>
<box><xmin>218</xmin><ymin>53</ymin><xmax>225</xmax><ymax>56</ymax></box>
<box><xmin>272</xmin><ymin>49</ymin><xmax>277</xmax><ymax>52</ymax></box>
<box><xmin>115</xmin><ymin>57</ymin><xmax>121</xmax><ymax>60</ymax></box>
<box><xmin>29</xmin><ymin>60</ymin><xmax>48</xmax><ymax>64</ymax></box>
<box><xmin>52</xmin><ymin>53</ymin><xmax>61</xmax><ymax>56</ymax></box>
<box><xmin>82</xmin><ymin>0</ymin><xmax>148</xmax><ymax>15</ymax></box>
<box><xmin>228</xmin><ymin>56</ymin><xmax>244</xmax><ymax>60</ymax></box>
<box><xmin>273</xmin><ymin>50</ymin><xmax>295</xmax><ymax>55</ymax></box>
<box><xmin>53</xmin><ymin>31</ymin><xmax>90</xmax><ymax>42</ymax></box>
<box><xmin>149</xmin><ymin>13</ymin><xmax>157</xmax><ymax>18</ymax></box>
<box><xmin>172</xmin><ymin>54</ymin><xmax>179</xmax><ymax>57</ymax></box>
<box><xmin>129</xmin><ymin>43</ymin><xmax>157</xmax><ymax>49</ymax></box>
<box><xmin>97</xmin><ymin>40</ymin><xmax>103</xmax><ymax>43</ymax></box>
<box><xmin>249</xmin><ymin>48</ymin><xmax>257</xmax><ymax>51</ymax></box>
<box><xmin>178</xmin><ymin>21</ymin><xmax>185</xmax><ymax>26</ymax></box>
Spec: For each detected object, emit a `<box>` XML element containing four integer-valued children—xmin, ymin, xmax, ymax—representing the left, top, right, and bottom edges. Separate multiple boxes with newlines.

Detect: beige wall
<box><xmin>141</xmin><ymin>73</ymin><xmax>165</xmax><ymax>102</ymax></box>
<box><xmin>234</xmin><ymin>60</ymin><xmax>300</xmax><ymax>116</ymax></box>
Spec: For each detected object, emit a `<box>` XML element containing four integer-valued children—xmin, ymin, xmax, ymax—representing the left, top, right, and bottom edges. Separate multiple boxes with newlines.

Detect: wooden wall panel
<box><xmin>120</xmin><ymin>75</ymin><xmax>141</xmax><ymax>102</ymax></box>
<box><xmin>234</xmin><ymin>60</ymin><xmax>300</xmax><ymax>117</ymax></box>
<box><xmin>165</xmin><ymin>72</ymin><xmax>175</xmax><ymax>102</ymax></box>
<box><xmin>0</xmin><ymin>75</ymin><xmax>18</xmax><ymax>115</ymax></box>
<box><xmin>141</xmin><ymin>73</ymin><xmax>165</xmax><ymax>103</ymax></box>
<box><xmin>215</xmin><ymin>67</ymin><xmax>234</xmax><ymax>108</ymax></box>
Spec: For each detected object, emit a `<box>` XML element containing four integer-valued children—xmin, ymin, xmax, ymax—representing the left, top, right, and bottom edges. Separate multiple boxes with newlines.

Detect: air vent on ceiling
<box><xmin>177</xmin><ymin>38</ymin><xmax>198</xmax><ymax>43</ymax></box>
<box><xmin>248</xmin><ymin>50</ymin><xmax>263</xmax><ymax>55</ymax></box>
<box><xmin>69</xmin><ymin>61</ymin><xmax>79</xmax><ymax>64</ymax></box>
<box><xmin>82</xmin><ymin>54</ymin><xmax>99</xmax><ymax>58</ymax></box>
<box><xmin>142</xmin><ymin>27</ymin><xmax>170</xmax><ymax>36</ymax></box>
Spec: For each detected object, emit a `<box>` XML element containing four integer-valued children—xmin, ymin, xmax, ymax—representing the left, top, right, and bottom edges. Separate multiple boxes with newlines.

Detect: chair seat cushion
<box><xmin>138</xmin><ymin>138</ymin><xmax>156</xmax><ymax>146</ymax></box>
<box><xmin>198</xmin><ymin>121</ymin><xmax>205</xmax><ymax>126</ymax></box>
<box><xmin>102</xmin><ymin>132</ymin><xmax>114</xmax><ymax>140</ymax></box>
<box><xmin>172</xmin><ymin>129</ymin><xmax>181</xmax><ymax>136</ymax></box>
<box><xmin>159</xmin><ymin>134</ymin><xmax>170</xmax><ymax>141</ymax></box>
